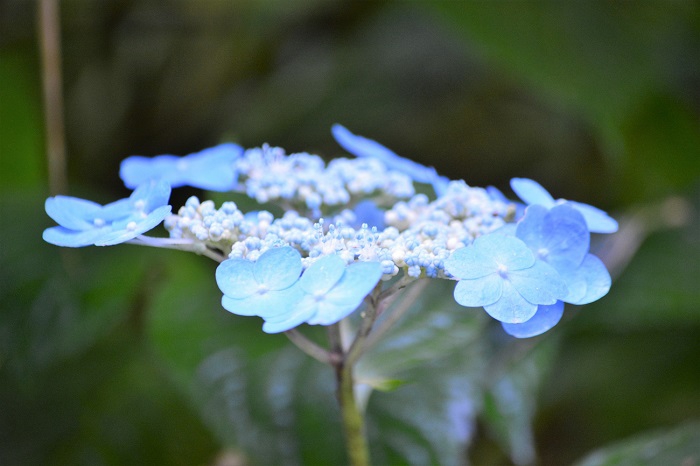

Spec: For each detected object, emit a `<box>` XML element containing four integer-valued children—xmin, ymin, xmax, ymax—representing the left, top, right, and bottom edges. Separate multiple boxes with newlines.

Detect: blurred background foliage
<box><xmin>1</xmin><ymin>1</ymin><xmax>699</xmax><ymax>465</ymax></box>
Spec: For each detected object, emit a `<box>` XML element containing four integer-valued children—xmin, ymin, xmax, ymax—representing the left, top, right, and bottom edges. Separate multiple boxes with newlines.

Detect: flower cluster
<box><xmin>43</xmin><ymin>124</ymin><xmax>617</xmax><ymax>338</ymax></box>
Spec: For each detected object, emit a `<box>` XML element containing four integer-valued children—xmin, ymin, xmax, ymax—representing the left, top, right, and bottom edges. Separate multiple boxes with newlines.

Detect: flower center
<box><xmin>497</xmin><ymin>264</ymin><xmax>509</xmax><ymax>278</ymax></box>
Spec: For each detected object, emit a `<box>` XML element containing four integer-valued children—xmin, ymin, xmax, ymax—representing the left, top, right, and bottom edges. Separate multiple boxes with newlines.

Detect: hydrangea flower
<box><xmin>510</xmin><ymin>178</ymin><xmax>618</xmax><ymax>233</ymax></box>
<box><xmin>120</xmin><ymin>143</ymin><xmax>243</xmax><ymax>191</ymax></box>
<box><xmin>262</xmin><ymin>254</ymin><xmax>383</xmax><ymax>333</ymax></box>
<box><xmin>444</xmin><ymin>234</ymin><xmax>568</xmax><ymax>323</ymax></box>
<box><xmin>216</xmin><ymin>246</ymin><xmax>305</xmax><ymax>320</ymax></box>
<box><xmin>43</xmin><ymin>180</ymin><xmax>172</xmax><ymax>247</ymax></box>
<box><xmin>515</xmin><ymin>203</ymin><xmax>611</xmax><ymax>305</ymax></box>
<box><xmin>332</xmin><ymin>124</ymin><xmax>449</xmax><ymax>195</ymax></box>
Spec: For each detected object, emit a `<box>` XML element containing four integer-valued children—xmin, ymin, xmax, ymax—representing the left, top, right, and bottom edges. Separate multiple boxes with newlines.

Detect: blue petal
<box><xmin>262</xmin><ymin>297</ymin><xmax>319</xmax><ymax>333</ymax></box>
<box><xmin>42</xmin><ymin>226</ymin><xmax>110</xmax><ymax>247</ymax></box>
<box><xmin>444</xmin><ymin>245</ymin><xmax>497</xmax><ymax>280</ymax></box>
<box><xmin>306</xmin><ymin>261</ymin><xmax>382</xmax><ymax>325</ymax></box>
<box><xmin>508</xmin><ymin>260</ymin><xmax>568</xmax><ymax>305</ymax></box>
<box><xmin>299</xmin><ymin>255</ymin><xmax>346</xmax><ymax>295</ymax></box>
<box><xmin>94</xmin><ymin>205</ymin><xmax>172</xmax><ymax>246</ymax></box>
<box><xmin>453</xmin><ymin>274</ymin><xmax>502</xmax><ymax>307</ymax></box>
<box><xmin>352</xmin><ymin>199</ymin><xmax>386</xmax><ymax>230</ymax></box>
<box><xmin>484</xmin><ymin>280</ymin><xmax>538</xmax><ymax>323</ymax></box>
<box><xmin>516</xmin><ymin>204</ymin><xmax>589</xmax><ymax>271</ymax></box>
<box><xmin>99</xmin><ymin>198</ymin><xmax>137</xmax><ymax>221</ymax></box>
<box><xmin>502</xmin><ymin>301</ymin><xmax>565</xmax><ymax>338</ymax></box>
<box><xmin>254</xmin><ymin>247</ymin><xmax>302</xmax><ymax>290</ymax></box>
<box><xmin>129</xmin><ymin>180</ymin><xmax>172</xmax><ymax>212</ymax></box>
<box><xmin>332</xmin><ymin>124</ymin><xmax>439</xmax><ymax>184</ymax></box>
<box><xmin>222</xmin><ymin>286</ymin><xmax>304</xmax><ymax>319</ymax></box>
<box><xmin>120</xmin><ymin>155</ymin><xmax>180</xmax><ymax>189</ymax></box>
<box><xmin>45</xmin><ymin>196</ymin><xmax>103</xmax><ymax>230</ymax></box>
<box><xmin>510</xmin><ymin>178</ymin><xmax>556</xmax><ymax>207</ymax></box>
<box><xmin>478</xmin><ymin>234</ymin><xmax>535</xmax><ymax>271</ymax></box>
<box><xmin>216</xmin><ymin>258</ymin><xmax>258</xmax><ymax>299</ymax></box>
<box><xmin>565</xmin><ymin>254</ymin><xmax>611</xmax><ymax>305</ymax></box>
<box><xmin>567</xmin><ymin>201</ymin><xmax>619</xmax><ymax>234</ymax></box>
<box><xmin>184</xmin><ymin>143</ymin><xmax>242</xmax><ymax>191</ymax></box>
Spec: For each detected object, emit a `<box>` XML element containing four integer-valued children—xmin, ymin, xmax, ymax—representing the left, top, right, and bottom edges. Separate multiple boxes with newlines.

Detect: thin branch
<box><xmin>38</xmin><ymin>0</ymin><xmax>67</xmax><ymax>195</ymax></box>
<box><xmin>284</xmin><ymin>329</ymin><xmax>335</xmax><ymax>365</ymax></box>
<box><xmin>362</xmin><ymin>278</ymin><xmax>429</xmax><ymax>353</ymax></box>
<box><xmin>344</xmin><ymin>283</ymin><xmax>382</xmax><ymax>368</ymax></box>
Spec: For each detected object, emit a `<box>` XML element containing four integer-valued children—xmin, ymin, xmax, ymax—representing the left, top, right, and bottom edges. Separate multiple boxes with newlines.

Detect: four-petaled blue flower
<box><xmin>332</xmin><ymin>124</ymin><xmax>449</xmax><ymax>196</ymax></box>
<box><xmin>516</xmin><ymin>203</ymin><xmax>611</xmax><ymax>305</ymax></box>
<box><xmin>43</xmin><ymin>180</ymin><xmax>172</xmax><ymax>247</ymax></box>
<box><xmin>216</xmin><ymin>247</ymin><xmax>305</xmax><ymax>321</ymax></box>
<box><xmin>444</xmin><ymin>234</ymin><xmax>568</xmax><ymax>324</ymax></box>
<box><xmin>120</xmin><ymin>143</ymin><xmax>243</xmax><ymax>191</ymax></box>
<box><xmin>510</xmin><ymin>178</ymin><xmax>618</xmax><ymax>233</ymax></box>
<box><xmin>262</xmin><ymin>254</ymin><xmax>383</xmax><ymax>333</ymax></box>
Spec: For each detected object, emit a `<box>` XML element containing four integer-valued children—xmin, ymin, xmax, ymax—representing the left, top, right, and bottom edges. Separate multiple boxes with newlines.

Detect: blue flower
<box><xmin>510</xmin><ymin>178</ymin><xmax>618</xmax><ymax>233</ymax></box>
<box><xmin>444</xmin><ymin>234</ymin><xmax>568</xmax><ymax>323</ymax></box>
<box><xmin>216</xmin><ymin>247</ymin><xmax>305</xmax><ymax>320</ymax></box>
<box><xmin>262</xmin><ymin>255</ymin><xmax>383</xmax><ymax>333</ymax></box>
<box><xmin>43</xmin><ymin>180</ymin><xmax>172</xmax><ymax>247</ymax></box>
<box><xmin>501</xmin><ymin>301</ymin><xmax>565</xmax><ymax>338</ymax></box>
<box><xmin>515</xmin><ymin>204</ymin><xmax>611</xmax><ymax>305</ymax></box>
<box><xmin>120</xmin><ymin>143</ymin><xmax>243</xmax><ymax>191</ymax></box>
<box><xmin>332</xmin><ymin>124</ymin><xmax>449</xmax><ymax>196</ymax></box>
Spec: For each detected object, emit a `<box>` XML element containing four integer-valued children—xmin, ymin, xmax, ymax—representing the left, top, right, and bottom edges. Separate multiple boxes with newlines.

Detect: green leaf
<box><xmin>573</xmin><ymin>421</ymin><xmax>700</xmax><ymax>466</ymax></box>
<box><xmin>481</xmin><ymin>337</ymin><xmax>559</xmax><ymax>466</ymax></box>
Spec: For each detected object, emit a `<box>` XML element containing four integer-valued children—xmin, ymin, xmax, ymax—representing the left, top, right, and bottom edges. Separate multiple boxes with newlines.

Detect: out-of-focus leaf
<box><xmin>573</xmin><ymin>421</ymin><xmax>700</xmax><ymax>466</ymax></box>
<box><xmin>425</xmin><ymin>2</ymin><xmax>697</xmax><ymax>158</ymax></box>
<box><xmin>481</xmin><ymin>337</ymin><xmax>559</xmax><ymax>466</ymax></box>
<box><xmin>0</xmin><ymin>191</ymin><xmax>215</xmax><ymax>466</ymax></box>
<box><xmin>368</xmin><ymin>346</ymin><xmax>486</xmax><ymax>466</ymax></box>
<box><xmin>0</xmin><ymin>49</ymin><xmax>44</xmax><ymax>192</ymax></box>
<box><xmin>357</xmin><ymin>279</ymin><xmax>488</xmax><ymax>386</ymax></box>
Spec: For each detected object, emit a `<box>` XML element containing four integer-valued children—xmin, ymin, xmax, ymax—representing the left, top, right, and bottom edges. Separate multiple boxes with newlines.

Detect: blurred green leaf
<box><xmin>0</xmin><ymin>191</ymin><xmax>215</xmax><ymax>466</ymax></box>
<box><xmin>0</xmin><ymin>49</ymin><xmax>44</xmax><ymax>192</ymax></box>
<box><xmin>573</xmin><ymin>421</ymin><xmax>700</xmax><ymax>466</ymax></box>
<box><xmin>481</xmin><ymin>338</ymin><xmax>559</xmax><ymax>466</ymax></box>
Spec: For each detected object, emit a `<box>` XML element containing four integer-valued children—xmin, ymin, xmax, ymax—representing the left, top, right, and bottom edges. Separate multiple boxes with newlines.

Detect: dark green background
<box><xmin>1</xmin><ymin>2</ymin><xmax>699</xmax><ymax>465</ymax></box>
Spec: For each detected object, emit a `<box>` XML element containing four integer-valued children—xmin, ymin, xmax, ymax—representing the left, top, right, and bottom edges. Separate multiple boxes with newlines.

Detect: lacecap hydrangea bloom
<box><xmin>43</xmin><ymin>124</ymin><xmax>616</xmax><ymax>338</ymax></box>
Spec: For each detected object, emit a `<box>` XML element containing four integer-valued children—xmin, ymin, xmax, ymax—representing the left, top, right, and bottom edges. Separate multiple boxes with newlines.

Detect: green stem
<box><xmin>336</xmin><ymin>358</ymin><xmax>371</xmax><ymax>466</ymax></box>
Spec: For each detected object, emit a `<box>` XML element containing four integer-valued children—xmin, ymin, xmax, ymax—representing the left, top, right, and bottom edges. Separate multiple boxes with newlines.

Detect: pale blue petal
<box><xmin>559</xmin><ymin>270</ymin><xmax>587</xmax><ymax>304</ymax></box>
<box><xmin>306</xmin><ymin>261</ymin><xmax>382</xmax><ymax>325</ymax></box>
<box><xmin>566</xmin><ymin>254</ymin><xmax>611</xmax><ymax>305</ymax></box>
<box><xmin>431</xmin><ymin>175</ymin><xmax>450</xmax><ymax>197</ymax></box>
<box><xmin>130</xmin><ymin>180</ymin><xmax>172</xmax><ymax>212</ymax></box>
<box><xmin>484</xmin><ymin>280</ymin><xmax>538</xmax><ymax>323</ymax></box>
<box><xmin>42</xmin><ymin>226</ymin><xmax>109</xmax><ymax>247</ymax></box>
<box><xmin>332</xmin><ymin>124</ymin><xmax>439</xmax><ymax>184</ymax></box>
<box><xmin>222</xmin><ymin>286</ymin><xmax>304</xmax><ymax>319</ymax></box>
<box><xmin>502</xmin><ymin>301</ymin><xmax>565</xmax><ymax>338</ymax></box>
<box><xmin>94</xmin><ymin>205</ymin><xmax>172</xmax><ymax>246</ymax></box>
<box><xmin>508</xmin><ymin>260</ymin><xmax>568</xmax><ymax>305</ymax></box>
<box><xmin>254</xmin><ymin>247</ymin><xmax>302</xmax><ymax>290</ymax></box>
<box><xmin>352</xmin><ymin>199</ymin><xmax>385</xmax><ymax>230</ymax></box>
<box><xmin>299</xmin><ymin>255</ymin><xmax>346</xmax><ymax>295</ymax></box>
<box><xmin>45</xmin><ymin>196</ymin><xmax>102</xmax><ymax>230</ymax></box>
<box><xmin>510</xmin><ymin>178</ymin><xmax>555</xmax><ymax>207</ymax></box>
<box><xmin>516</xmin><ymin>204</ymin><xmax>589</xmax><ymax>271</ymax></box>
<box><xmin>453</xmin><ymin>274</ymin><xmax>502</xmax><ymax>307</ymax></box>
<box><xmin>444</xmin><ymin>245</ymin><xmax>496</xmax><ymax>280</ymax></box>
<box><xmin>477</xmin><ymin>234</ymin><xmax>535</xmax><ymax>271</ymax></box>
<box><xmin>262</xmin><ymin>297</ymin><xmax>319</xmax><ymax>333</ymax></box>
<box><xmin>99</xmin><ymin>198</ymin><xmax>135</xmax><ymax>221</ymax></box>
<box><xmin>184</xmin><ymin>143</ymin><xmax>242</xmax><ymax>191</ymax></box>
<box><xmin>216</xmin><ymin>259</ymin><xmax>257</xmax><ymax>299</ymax></box>
<box><xmin>567</xmin><ymin>201</ymin><xmax>619</xmax><ymax>233</ymax></box>
<box><xmin>120</xmin><ymin>155</ymin><xmax>179</xmax><ymax>189</ymax></box>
